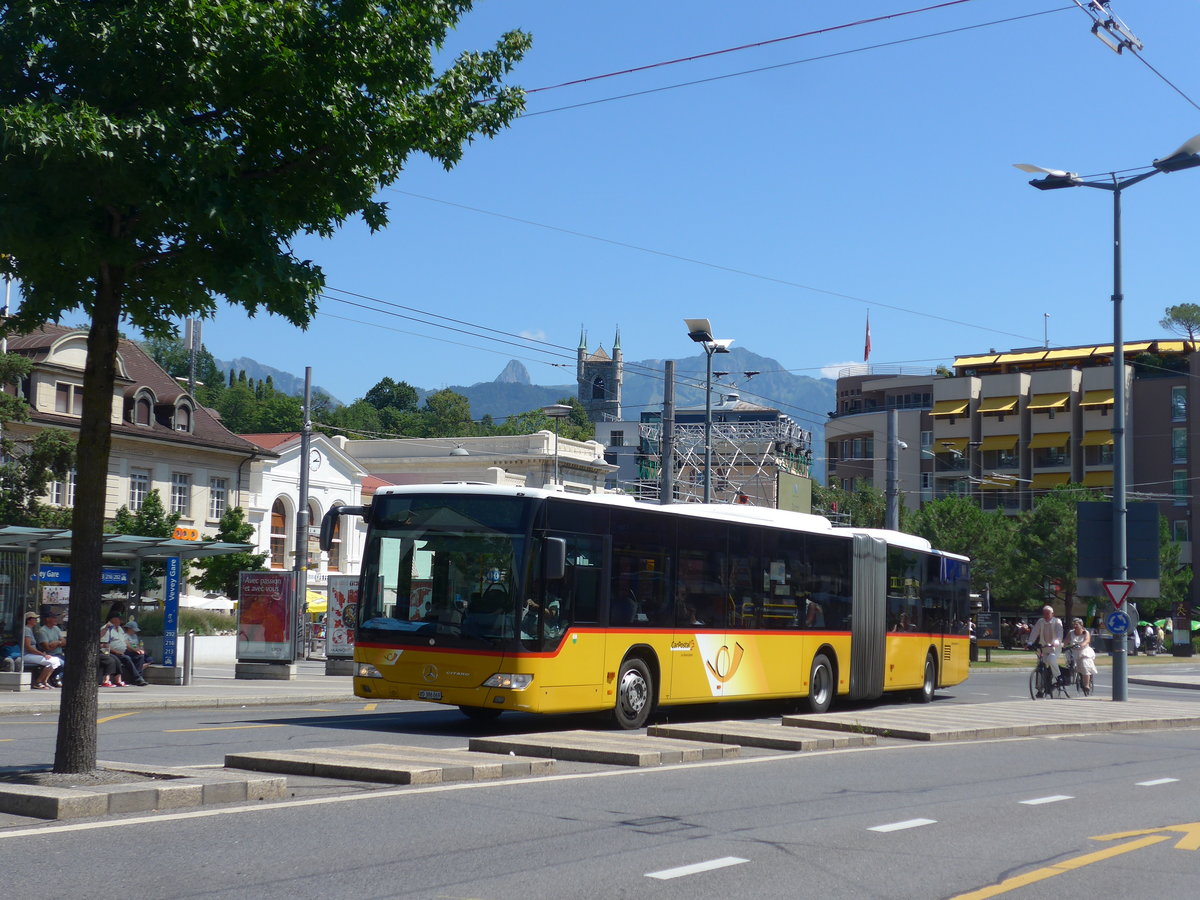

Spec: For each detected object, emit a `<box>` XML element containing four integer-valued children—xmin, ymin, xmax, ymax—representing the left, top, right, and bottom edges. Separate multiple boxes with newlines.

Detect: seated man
<box><xmin>36</xmin><ymin>607</ymin><xmax>67</xmax><ymax>686</ymax></box>
<box><xmin>101</xmin><ymin>611</ymin><xmax>148</xmax><ymax>686</ymax></box>
<box><xmin>123</xmin><ymin>621</ymin><xmax>152</xmax><ymax>677</ymax></box>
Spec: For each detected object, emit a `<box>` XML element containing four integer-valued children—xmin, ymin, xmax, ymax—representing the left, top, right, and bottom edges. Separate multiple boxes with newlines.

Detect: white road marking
<box><xmin>1136</xmin><ymin>778</ymin><xmax>1179</xmax><ymax>786</ymax></box>
<box><xmin>646</xmin><ymin>857</ymin><xmax>749</xmax><ymax>880</ymax></box>
<box><xmin>869</xmin><ymin>818</ymin><xmax>936</xmax><ymax>832</ymax></box>
<box><xmin>1020</xmin><ymin>795</ymin><xmax>1073</xmax><ymax>805</ymax></box>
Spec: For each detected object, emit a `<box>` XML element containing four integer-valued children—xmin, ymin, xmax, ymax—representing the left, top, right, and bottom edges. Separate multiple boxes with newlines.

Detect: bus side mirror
<box><xmin>320</xmin><ymin>505</ymin><xmax>369</xmax><ymax>551</ymax></box>
<box><xmin>544</xmin><ymin>537</ymin><xmax>566</xmax><ymax>581</ymax></box>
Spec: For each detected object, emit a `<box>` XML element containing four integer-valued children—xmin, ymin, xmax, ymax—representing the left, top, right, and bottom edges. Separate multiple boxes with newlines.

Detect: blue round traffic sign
<box><xmin>1106</xmin><ymin>610</ymin><xmax>1131</xmax><ymax>635</ymax></box>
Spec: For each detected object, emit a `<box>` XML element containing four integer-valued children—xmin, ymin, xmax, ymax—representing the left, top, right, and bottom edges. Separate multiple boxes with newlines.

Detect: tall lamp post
<box><xmin>684</xmin><ymin>318</ymin><xmax>733</xmax><ymax>503</ymax></box>
<box><xmin>1015</xmin><ymin>134</ymin><xmax>1200</xmax><ymax>702</ymax></box>
<box><xmin>541</xmin><ymin>404</ymin><xmax>573</xmax><ymax>488</ymax></box>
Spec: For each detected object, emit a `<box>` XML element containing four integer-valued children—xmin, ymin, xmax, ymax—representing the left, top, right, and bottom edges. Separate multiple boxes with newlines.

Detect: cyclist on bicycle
<box><xmin>1068</xmin><ymin>617</ymin><xmax>1096</xmax><ymax>694</ymax></box>
<box><xmin>1027</xmin><ymin>604</ymin><xmax>1064</xmax><ymax>697</ymax></box>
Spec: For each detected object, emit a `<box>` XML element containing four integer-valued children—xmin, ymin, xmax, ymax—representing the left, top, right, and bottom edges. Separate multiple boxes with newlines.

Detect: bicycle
<box><xmin>1028</xmin><ymin>644</ymin><xmax>1071</xmax><ymax>699</ymax></box>
<box><xmin>1064</xmin><ymin>644</ymin><xmax>1093</xmax><ymax>697</ymax></box>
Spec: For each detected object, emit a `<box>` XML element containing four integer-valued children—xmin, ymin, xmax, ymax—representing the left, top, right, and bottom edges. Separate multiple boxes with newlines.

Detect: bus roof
<box><xmin>373</xmin><ymin>483</ymin><xmax>837</xmax><ymax>535</ymax></box>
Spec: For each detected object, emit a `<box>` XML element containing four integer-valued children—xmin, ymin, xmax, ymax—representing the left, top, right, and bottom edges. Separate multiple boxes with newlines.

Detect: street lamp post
<box><xmin>684</xmin><ymin>318</ymin><xmax>733</xmax><ymax>503</ymax></box>
<box><xmin>541</xmin><ymin>404</ymin><xmax>573</xmax><ymax>488</ymax></box>
<box><xmin>1015</xmin><ymin>134</ymin><xmax>1200</xmax><ymax>702</ymax></box>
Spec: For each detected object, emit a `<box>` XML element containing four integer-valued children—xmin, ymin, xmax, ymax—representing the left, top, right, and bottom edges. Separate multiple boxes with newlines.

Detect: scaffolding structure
<box><xmin>637</xmin><ymin>414</ymin><xmax>812</xmax><ymax>506</ymax></box>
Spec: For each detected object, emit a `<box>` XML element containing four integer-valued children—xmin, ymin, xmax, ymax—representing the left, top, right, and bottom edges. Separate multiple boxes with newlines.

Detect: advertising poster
<box><xmin>237</xmin><ymin>571</ymin><xmax>295</xmax><ymax>662</ymax></box>
<box><xmin>325</xmin><ymin>575</ymin><xmax>357</xmax><ymax>659</ymax></box>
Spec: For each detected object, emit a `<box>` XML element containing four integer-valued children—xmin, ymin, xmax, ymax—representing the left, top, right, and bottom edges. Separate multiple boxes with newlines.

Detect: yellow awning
<box><xmin>996</xmin><ymin>351</ymin><xmax>1046</xmax><ymax>364</ymax></box>
<box><xmin>931</xmin><ymin>399</ymin><xmax>969</xmax><ymax>417</ymax></box>
<box><xmin>1028</xmin><ymin>392</ymin><xmax>1069</xmax><ymax>410</ymax></box>
<box><xmin>1043</xmin><ymin>347</ymin><xmax>1093</xmax><ymax>361</ymax></box>
<box><xmin>954</xmin><ymin>355</ymin><xmax>998</xmax><ymax>367</ymax></box>
<box><xmin>935</xmin><ymin>437</ymin><xmax>969</xmax><ymax>453</ymax></box>
<box><xmin>1157</xmin><ymin>340</ymin><xmax>1187</xmax><ymax>353</ymax></box>
<box><xmin>977</xmin><ymin>479</ymin><xmax>1009</xmax><ymax>491</ymax></box>
<box><xmin>1124</xmin><ymin>342</ymin><xmax>1153</xmax><ymax>353</ymax></box>
<box><xmin>1080</xmin><ymin>430</ymin><xmax>1114</xmax><ymax>447</ymax></box>
<box><xmin>1083</xmin><ymin>470</ymin><xmax>1114</xmax><ymax>487</ymax></box>
<box><xmin>977</xmin><ymin>395</ymin><xmax>1018</xmax><ymax>414</ymax></box>
<box><xmin>1081</xmin><ymin>389</ymin><xmax>1114</xmax><ymax>407</ymax></box>
<box><xmin>1031</xmin><ymin>472</ymin><xmax>1070</xmax><ymax>489</ymax></box>
<box><xmin>1029</xmin><ymin>432</ymin><xmax>1069</xmax><ymax>449</ymax></box>
<box><xmin>978</xmin><ymin>434</ymin><xmax>1018</xmax><ymax>451</ymax></box>
<box><xmin>1092</xmin><ymin>345</ymin><xmax>1114</xmax><ymax>356</ymax></box>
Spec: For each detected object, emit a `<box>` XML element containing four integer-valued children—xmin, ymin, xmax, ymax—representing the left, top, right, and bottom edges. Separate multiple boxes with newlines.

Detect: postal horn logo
<box><xmin>422</xmin><ymin>664</ymin><xmax>439</xmax><ymax>683</ymax></box>
<box><xmin>705</xmin><ymin>642</ymin><xmax>745</xmax><ymax>683</ymax></box>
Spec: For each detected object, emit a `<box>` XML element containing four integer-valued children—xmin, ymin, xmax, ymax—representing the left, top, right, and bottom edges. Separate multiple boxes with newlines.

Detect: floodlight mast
<box><xmin>684</xmin><ymin>318</ymin><xmax>733</xmax><ymax>503</ymax></box>
<box><xmin>1013</xmin><ymin>134</ymin><xmax>1200</xmax><ymax>701</ymax></box>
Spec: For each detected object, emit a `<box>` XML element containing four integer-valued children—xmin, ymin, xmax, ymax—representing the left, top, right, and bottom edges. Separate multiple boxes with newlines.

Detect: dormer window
<box><xmin>174</xmin><ymin>403</ymin><xmax>193</xmax><ymax>433</ymax></box>
<box><xmin>55</xmin><ymin>382</ymin><xmax>83</xmax><ymax>416</ymax></box>
<box><xmin>136</xmin><ymin>397</ymin><xmax>153</xmax><ymax>426</ymax></box>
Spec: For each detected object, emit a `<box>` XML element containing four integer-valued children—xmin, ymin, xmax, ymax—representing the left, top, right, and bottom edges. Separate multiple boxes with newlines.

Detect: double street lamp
<box><xmin>1015</xmin><ymin>134</ymin><xmax>1200</xmax><ymax>701</ymax></box>
<box><xmin>684</xmin><ymin>318</ymin><xmax>733</xmax><ymax>503</ymax></box>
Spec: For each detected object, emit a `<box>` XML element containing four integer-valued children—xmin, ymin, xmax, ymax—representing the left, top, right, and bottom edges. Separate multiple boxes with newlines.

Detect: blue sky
<box><xmin>24</xmin><ymin>1</ymin><xmax>1200</xmax><ymax>408</ymax></box>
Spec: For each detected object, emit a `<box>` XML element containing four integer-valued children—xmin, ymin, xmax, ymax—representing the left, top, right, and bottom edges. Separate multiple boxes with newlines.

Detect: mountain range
<box><xmin>215</xmin><ymin>348</ymin><xmax>835</xmax><ymax>475</ymax></box>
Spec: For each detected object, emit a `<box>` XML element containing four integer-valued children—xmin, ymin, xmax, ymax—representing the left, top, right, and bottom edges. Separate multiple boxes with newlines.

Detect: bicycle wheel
<box><xmin>1029</xmin><ymin>666</ymin><xmax>1041</xmax><ymax>699</ymax></box>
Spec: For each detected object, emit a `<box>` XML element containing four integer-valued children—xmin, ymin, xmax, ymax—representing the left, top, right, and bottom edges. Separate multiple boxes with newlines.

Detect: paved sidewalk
<box><xmin>0</xmin><ymin>659</ymin><xmax>357</xmax><ymax>716</ymax></box>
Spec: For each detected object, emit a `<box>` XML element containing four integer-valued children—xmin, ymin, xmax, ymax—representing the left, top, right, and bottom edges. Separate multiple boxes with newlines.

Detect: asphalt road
<box><xmin>4</xmin><ymin>667</ymin><xmax>1199</xmax><ymax>898</ymax></box>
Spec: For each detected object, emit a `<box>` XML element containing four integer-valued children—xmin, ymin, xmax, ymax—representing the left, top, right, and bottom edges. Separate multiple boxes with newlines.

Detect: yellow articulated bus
<box><xmin>321</xmin><ymin>484</ymin><xmax>971</xmax><ymax>728</ymax></box>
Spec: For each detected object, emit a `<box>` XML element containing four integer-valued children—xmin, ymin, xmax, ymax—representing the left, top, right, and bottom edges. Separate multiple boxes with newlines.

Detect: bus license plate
<box><xmin>418</xmin><ymin>690</ymin><xmax>442</xmax><ymax>700</ymax></box>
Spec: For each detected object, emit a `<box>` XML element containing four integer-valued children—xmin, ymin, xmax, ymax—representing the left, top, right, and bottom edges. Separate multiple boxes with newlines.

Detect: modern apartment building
<box><xmin>825</xmin><ymin>339</ymin><xmax>1195</xmax><ymax>599</ymax></box>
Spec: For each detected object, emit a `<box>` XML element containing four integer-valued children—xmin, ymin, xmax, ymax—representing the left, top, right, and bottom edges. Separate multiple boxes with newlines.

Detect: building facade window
<box><xmin>1173</xmin><ymin>470</ymin><xmax>1188</xmax><ymax>506</ymax></box>
<box><xmin>209</xmin><ymin>477</ymin><xmax>227</xmax><ymax>521</ymax></box>
<box><xmin>135</xmin><ymin>396</ymin><xmax>153</xmax><ymax>426</ymax></box>
<box><xmin>54</xmin><ymin>383</ymin><xmax>83</xmax><ymax>416</ymax></box>
<box><xmin>610</xmin><ymin>430</ymin><xmax>624</xmax><ymax>447</ymax></box>
<box><xmin>129</xmin><ymin>470</ymin><xmax>150</xmax><ymax>511</ymax></box>
<box><xmin>1172</xmin><ymin>427</ymin><xmax>1188</xmax><ymax>464</ymax></box>
<box><xmin>170</xmin><ymin>472</ymin><xmax>192</xmax><ymax>517</ymax></box>
<box><xmin>49</xmin><ymin>469</ymin><xmax>76</xmax><ymax>507</ymax></box>
<box><xmin>1172</xmin><ymin>519</ymin><xmax>1190</xmax><ymax>542</ymax></box>
<box><xmin>1171</xmin><ymin>385</ymin><xmax>1187</xmax><ymax>421</ymax></box>
<box><xmin>270</xmin><ymin>499</ymin><xmax>288</xmax><ymax>569</ymax></box>
<box><xmin>920</xmin><ymin>431</ymin><xmax>932</xmax><ymax>451</ymax></box>
<box><xmin>175</xmin><ymin>404</ymin><xmax>192</xmax><ymax>432</ymax></box>
<box><xmin>326</xmin><ymin>508</ymin><xmax>341</xmax><ymax>572</ymax></box>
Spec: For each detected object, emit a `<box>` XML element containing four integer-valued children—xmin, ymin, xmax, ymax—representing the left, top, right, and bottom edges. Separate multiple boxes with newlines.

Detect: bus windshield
<box><xmin>358</xmin><ymin>493</ymin><xmax>532</xmax><ymax>648</ymax></box>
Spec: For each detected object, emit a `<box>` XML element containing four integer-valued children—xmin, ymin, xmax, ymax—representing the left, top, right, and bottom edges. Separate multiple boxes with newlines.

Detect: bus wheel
<box><xmin>613</xmin><ymin>658</ymin><xmax>654</xmax><ymax>729</ymax></box>
<box><xmin>807</xmin><ymin>653</ymin><xmax>834</xmax><ymax>714</ymax></box>
<box><xmin>916</xmin><ymin>654</ymin><xmax>936</xmax><ymax>703</ymax></box>
<box><xmin>459</xmin><ymin>705</ymin><xmax>504</xmax><ymax>721</ymax></box>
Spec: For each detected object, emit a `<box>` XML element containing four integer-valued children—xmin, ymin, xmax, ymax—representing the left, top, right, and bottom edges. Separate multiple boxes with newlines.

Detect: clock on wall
<box><xmin>309</xmin><ymin>449</ymin><xmax>323</xmax><ymax>473</ymax></box>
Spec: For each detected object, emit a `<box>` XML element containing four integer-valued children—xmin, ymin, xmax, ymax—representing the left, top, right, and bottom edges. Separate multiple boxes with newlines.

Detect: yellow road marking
<box><xmin>363</xmin><ymin>703</ymin><xmax>377</xmax><ymax>711</ymax></box>
<box><xmin>951</xmin><ymin>836</ymin><xmax>1170</xmax><ymax>899</ymax></box>
<box><xmin>97</xmin><ymin>712</ymin><xmax>140</xmax><ymax>724</ymax></box>
<box><xmin>1092</xmin><ymin>822</ymin><xmax>1200</xmax><ymax>851</ymax></box>
<box><xmin>164</xmin><ymin>724</ymin><xmax>287</xmax><ymax>733</ymax></box>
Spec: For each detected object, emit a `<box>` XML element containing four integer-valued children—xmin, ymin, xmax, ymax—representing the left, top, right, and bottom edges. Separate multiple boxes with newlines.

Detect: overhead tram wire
<box><xmin>389</xmin><ymin>190</ymin><xmax>1040</xmax><ymax>346</ymax></box>
<box><xmin>523</xmin><ymin>0</ymin><xmax>988</xmax><ymax>95</ymax></box>
<box><xmin>518</xmin><ymin>7</ymin><xmax>1075</xmax><ymax>119</ymax></box>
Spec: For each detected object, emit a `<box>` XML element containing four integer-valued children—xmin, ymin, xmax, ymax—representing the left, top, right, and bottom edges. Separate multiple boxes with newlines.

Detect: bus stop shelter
<box><xmin>0</xmin><ymin>525</ymin><xmax>253</xmax><ymax>633</ymax></box>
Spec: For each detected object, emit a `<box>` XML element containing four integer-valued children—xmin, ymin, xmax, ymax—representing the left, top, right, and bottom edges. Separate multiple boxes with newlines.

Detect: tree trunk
<box><xmin>53</xmin><ymin>264</ymin><xmax>124</xmax><ymax>774</ymax></box>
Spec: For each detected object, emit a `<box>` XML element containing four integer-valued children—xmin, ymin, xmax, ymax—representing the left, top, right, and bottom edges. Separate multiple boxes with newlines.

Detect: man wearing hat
<box><xmin>22</xmin><ymin>612</ymin><xmax>61</xmax><ymax>689</ymax></box>
<box><xmin>123</xmin><ymin>620</ymin><xmax>152</xmax><ymax>681</ymax></box>
<box><xmin>101</xmin><ymin>610</ymin><xmax>148</xmax><ymax>686</ymax></box>
<box><xmin>36</xmin><ymin>606</ymin><xmax>67</xmax><ymax>687</ymax></box>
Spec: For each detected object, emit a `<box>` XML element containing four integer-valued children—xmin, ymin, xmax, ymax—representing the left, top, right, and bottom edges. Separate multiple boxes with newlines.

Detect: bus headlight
<box><xmin>482</xmin><ymin>673</ymin><xmax>533</xmax><ymax>690</ymax></box>
<box><xmin>357</xmin><ymin>663</ymin><xmax>383</xmax><ymax>679</ymax></box>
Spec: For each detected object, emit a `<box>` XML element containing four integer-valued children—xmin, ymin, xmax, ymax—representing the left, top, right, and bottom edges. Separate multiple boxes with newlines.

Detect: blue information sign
<box><xmin>163</xmin><ymin>556</ymin><xmax>181</xmax><ymax>667</ymax></box>
<box><xmin>1106</xmin><ymin>610</ymin><xmax>1131</xmax><ymax>635</ymax></box>
<box><xmin>36</xmin><ymin>564</ymin><xmax>129</xmax><ymax>585</ymax></box>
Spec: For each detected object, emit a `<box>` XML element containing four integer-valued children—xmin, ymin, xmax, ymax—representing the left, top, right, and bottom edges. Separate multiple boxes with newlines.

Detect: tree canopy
<box><xmin>0</xmin><ymin>0</ymin><xmax>528</xmax><ymax>773</ymax></box>
<box><xmin>1160</xmin><ymin>303</ymin><xmax>1200</xmax><ymax>341</ymax></box>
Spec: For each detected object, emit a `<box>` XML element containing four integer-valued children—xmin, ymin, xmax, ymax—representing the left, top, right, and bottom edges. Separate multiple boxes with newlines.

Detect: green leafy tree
<box><xmin>812</xmin><ymin>482</ymin><xmax>887</xmax><ymax>528</ymax></box>
<box><xmin>1159</xmin><ymin>303</ymin><xmax>1200</xmax><ymax>341</ymax></box>
<box><xmin>0</xmin><ymin>352</ymin><xmax>76</xmax><ymax>526</ymax></box>
<box><xmin>110</xmin><ymin>489</ymin><xmax>181</xmax><ymax>594</ymax></box>
<box><xmin>1151</xmin><ymin>515</ymin><xmax>1192</xmax><ymax>620</ymax></box>
<box><xmin>190</xmin><ymin>507</ymin><xmax>268</xmax><ymax>600</ymax></box>
<box><xmin>0</xmin><ymin>0</ymin><xmax>527</xmax><ymax>773</ymax></box>
<box><xmin>905</xmin><ymin>496</ymin><xmax>1018</xmax><ymax>599</ymax></box>
<box><xmin>363</xmin><ymin>377</ymin><xmax>420</xmax><ymax>413</ymax></box>
<box><xmin>1009</xmin><ymin>484</ymin><xmax>1105</xmax><ymax>622</ymax></box>
<box><xmin>419</xmin><ymin>389</ymin><xmax>476</xmax><ymax>437</ymax></box>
